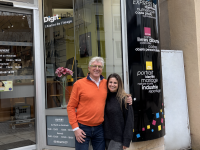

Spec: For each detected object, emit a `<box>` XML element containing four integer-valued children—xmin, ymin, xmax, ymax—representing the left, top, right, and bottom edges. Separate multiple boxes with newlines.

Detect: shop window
<box><xmin>44</xmin><ymin>0</ymin><xmax>123</xmax><ymax>109</ymax></box>
<box><xmin>0</xmin><ymin>10</ymin><xmax>35</xmax><ymax>149</ymax></box>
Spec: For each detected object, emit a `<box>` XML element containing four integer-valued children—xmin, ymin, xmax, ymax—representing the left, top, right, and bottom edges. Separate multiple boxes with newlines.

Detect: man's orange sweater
<box><xmin>67</xmin><ymin>76</ymin><xmax>107</xmax><ymax>129</ymax></box>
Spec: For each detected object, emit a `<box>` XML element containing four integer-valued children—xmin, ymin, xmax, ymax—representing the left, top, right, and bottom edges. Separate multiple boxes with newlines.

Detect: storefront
<box><xmin>0</xmin><ymin>0</ymin><xmax>164</xmax><ymax>150</ymax></box>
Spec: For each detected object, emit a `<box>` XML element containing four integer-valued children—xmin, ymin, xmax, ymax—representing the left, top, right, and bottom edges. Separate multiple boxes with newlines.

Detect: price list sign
<box><xmin>126</xmin><ymin>0</ymin><xmax>165</xmax><ymax>141</ymax></box>
<box><xmin>0</xmin><ymin>48</ymin><xmax>21</xmax><ymax>74</ymax></box>
<box><xmin>0</xmin><ymin>48</ymin><xmax>20</xmax><ymax>92</ymax></box>
<box><xmin>46</xmin><ymin>116</ymin><xmax>75</xmax><ymax>147</ymax></box>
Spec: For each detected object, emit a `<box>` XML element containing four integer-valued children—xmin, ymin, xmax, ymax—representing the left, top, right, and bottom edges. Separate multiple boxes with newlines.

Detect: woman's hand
<box><xmin>123</xmin><ymin>146</ymin><xmax>128</xmax><ymax>149</ymax></box>
<box><xmin>126</xmin><ymin>94</ymin><xmax>132</xmax><ymax>105</ymax></box>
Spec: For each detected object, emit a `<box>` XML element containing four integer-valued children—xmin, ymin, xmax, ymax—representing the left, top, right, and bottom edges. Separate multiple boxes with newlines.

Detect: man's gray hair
<box><xmin>88</xmin><ymin>57</ymin><xmax>104</xmax><ymax>67</ymax></box>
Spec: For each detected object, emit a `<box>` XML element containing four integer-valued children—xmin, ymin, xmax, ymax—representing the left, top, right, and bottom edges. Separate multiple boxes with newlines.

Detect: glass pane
<box><xmin>44</xmin><ymin>0</ymin><xmax>123</xmax><ymax>109</ymax></box>
<box><xmin>44</xmin><ymin>0</ymin><xmax>75</xmax><ymax>109</ymax></box>
<box><xmin>0</xmin><ymin>12</ymin><xmax>33</xmax><ymax>42</ymax></box>
<box><xmin>0</xmin><ymin>11</ymin><xmax>35</xmax><ymax>149</ymax></box>
<box><xmin>74</xmin><ymin>0</ymin><xmax>123</xmax><ymax>79</ymax></box>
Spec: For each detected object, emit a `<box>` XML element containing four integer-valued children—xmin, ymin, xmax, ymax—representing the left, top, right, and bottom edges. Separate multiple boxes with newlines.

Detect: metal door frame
<box><xmin>121</xmin><ymin>0</ymin><xmax>130</xmax><ymax>94</ymax></box>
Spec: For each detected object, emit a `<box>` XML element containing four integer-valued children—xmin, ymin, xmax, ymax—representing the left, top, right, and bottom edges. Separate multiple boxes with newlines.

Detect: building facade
<box><xmin>2</xmin><ymin>0</ymin><xmax>195</xmax><ymax>149</ymax></box>
<box><xmin>160</xmin><ymin>0</ymin><xmax>200</xmax><ymax>149</ymax></box>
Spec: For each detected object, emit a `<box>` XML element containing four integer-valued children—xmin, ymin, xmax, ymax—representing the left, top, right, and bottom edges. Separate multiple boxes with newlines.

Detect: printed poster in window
<box><xmin>0</xmin><ymin>80</ymin><xmax>13</xmax><ymax>92</ymax></box>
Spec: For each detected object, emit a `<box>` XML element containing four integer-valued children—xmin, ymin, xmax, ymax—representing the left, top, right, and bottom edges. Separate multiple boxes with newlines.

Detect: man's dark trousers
<box><xmin>75</xmin><ymin>123</ymin><xmax>105</xmax><ymax>150</ymax></box>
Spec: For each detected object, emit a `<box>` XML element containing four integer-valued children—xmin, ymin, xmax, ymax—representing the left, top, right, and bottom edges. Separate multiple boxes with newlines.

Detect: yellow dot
<box><xmin>147</xmin><ymin>125</ymin><xmax>150</xmax><ymax>129</ymax></box>
<box><xmin>133</xmin><ymin>129</ymin><xmax>134</xmax><ymax>132</ymax></box>
<box><xmin>164</xmin><ymin>115</ymin><xmax>165</xmax><ymax>118</ymax></box>
<box><xmin>160</xmin><ymin>109</ymin><xmax>162</xmax><ymax>112</ymax></box>
<box><xmin>158</xmin><ymin>125</ymin><xmax>161</xmax><ymax>131</ymax></box>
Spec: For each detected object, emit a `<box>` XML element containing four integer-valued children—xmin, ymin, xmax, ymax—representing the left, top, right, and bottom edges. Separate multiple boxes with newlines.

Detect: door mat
<box><xmin>0</xmin><ymin>140</ymin><xmax>35</xmax><ymax>150</ymax></box>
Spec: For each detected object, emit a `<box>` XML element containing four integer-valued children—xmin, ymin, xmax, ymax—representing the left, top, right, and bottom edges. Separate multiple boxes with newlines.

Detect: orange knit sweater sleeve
<box><xmin>67</xmin><ymin>81</ymin><xmax>80</xmax><ymax>129</ymax></box>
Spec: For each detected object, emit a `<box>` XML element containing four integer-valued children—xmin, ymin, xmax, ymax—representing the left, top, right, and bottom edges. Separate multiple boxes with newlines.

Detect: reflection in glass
<box><xmin>0</xmin><ymin>11</ymin><xmax>35</xmax><ymax>149</ymax></box>
<box><xmin>0</xmin><ymin>12</ymin><xmax>32</xmax><ymax>42</ymax></box>
<box><xmin>44</xmin><ymin>0</ymin><xmax>75</xmax><ymax>108</ymax></box>
<box><xmin>44</xmin><ymin>0</ymin><xmax>123</xmax><ymax>109</ymax></box>
<box><xmin>74</xmin><ymin>0</ymin><xmax>123</xmax><ymax>79</ymax></box>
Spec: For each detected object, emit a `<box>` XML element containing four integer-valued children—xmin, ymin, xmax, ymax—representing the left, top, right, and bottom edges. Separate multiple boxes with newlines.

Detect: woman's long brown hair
<box><xmin>107</xmin><ymin>73</ymin><xmax>130</xmax><ymax>109</ymax></box>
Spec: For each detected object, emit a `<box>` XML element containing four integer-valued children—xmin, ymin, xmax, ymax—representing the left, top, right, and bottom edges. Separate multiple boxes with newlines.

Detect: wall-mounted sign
<box><xmin>46</xmin><ymin>116</ymin><xmax>75</xmax><ymax>147</ymax></box>
<box><xmin>0</xmin><ymin>47</ymin><xmax>22</xmax><ymax>75</ymax></box>
<box><xmin>126</xmin><ymin>0</ymin><xmax>165</xmax><ymax>141</ymax></box>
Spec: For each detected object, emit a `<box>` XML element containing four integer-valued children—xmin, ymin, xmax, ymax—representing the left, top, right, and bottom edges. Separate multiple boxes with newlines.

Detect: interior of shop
<box><xmin>44</xmin><ymin>0</ymin><xmax>123</xmax><ymax>109</ymax></box>
<box><xmin>0</xmin><ymin>11</ymin><xmax>35</xmax><ymax>149</ymax></box>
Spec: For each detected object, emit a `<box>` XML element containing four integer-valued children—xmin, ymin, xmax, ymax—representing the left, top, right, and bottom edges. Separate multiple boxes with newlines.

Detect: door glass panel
<box><xmin>44</xmin><ymin>0</ymin><xmax>75</xmax><ymax>109</ymax></box>
<box><xmin>44</xmin><ymin>0</ymin><xmax>123</xmax><ymax>109</ymax></box>
<box><xmin>74</xmin><ymin>0</ymin><xmax>123</xmax><ymax>79</ymax></box>
<box><xmin>0</xmin><ymin>10</ymin><xmax>35</xmax><ymax>149</ymax></box>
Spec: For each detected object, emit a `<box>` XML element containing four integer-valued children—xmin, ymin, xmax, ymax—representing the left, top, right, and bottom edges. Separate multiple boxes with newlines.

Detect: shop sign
<box><xmin>46</xmin><ymin>116</ymin><xmax>75</xmax><ymax>147</ymax></box>
<box><xmin>44</xmin><ymin>15</ymin><xmax>60</xmax><ymax>23</ymax></box>
<box><xmin>126</xmin><ymin>0</ymin><xmax>165</xmax><ymax>141</ymax></box>
<box><xmin>44</xmin><ymin>17</ymin><xmax>73</xmax><ymax>28</ymax></box>
<box><xmin>0</xmin><ymin>48</ymin><xmax>22</xmax><ymax>75</ymax></box>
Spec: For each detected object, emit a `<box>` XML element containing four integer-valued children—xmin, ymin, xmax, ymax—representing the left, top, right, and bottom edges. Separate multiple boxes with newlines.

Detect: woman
<box><xmin>104</xmin><ymin>73</ymin><xmax>134</xmax><ymax>150</ymax></box>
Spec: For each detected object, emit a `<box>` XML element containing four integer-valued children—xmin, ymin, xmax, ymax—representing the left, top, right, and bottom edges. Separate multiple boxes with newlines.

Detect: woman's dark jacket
<box><xmin>104</xmin><ymin>92</ymin><xmax>134</xmax><ymax>147</ymax></box>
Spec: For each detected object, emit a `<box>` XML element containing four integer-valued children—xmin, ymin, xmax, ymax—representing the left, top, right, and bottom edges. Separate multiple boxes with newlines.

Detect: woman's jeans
<box><xmin>75</xmin><ymin>123</ymin><xmax>105</xmax><ymax>150</ymax></box>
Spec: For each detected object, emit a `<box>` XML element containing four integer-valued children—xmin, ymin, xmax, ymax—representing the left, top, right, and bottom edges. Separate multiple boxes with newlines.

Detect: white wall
<box><xmin>161</xmin><ymin>50</ymin><xmax>191</xmax><ymax>150</ymax></box>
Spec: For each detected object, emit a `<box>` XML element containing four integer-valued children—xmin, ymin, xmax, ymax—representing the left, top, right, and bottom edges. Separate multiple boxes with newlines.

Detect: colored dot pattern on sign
<box><xmin>134</xmin><ymin>103</ymin><xmax>165</xmax><ymax>139</ymax></box>
<box><xmin>156</xmin><ymin>113</ymin><xmax>159</xmax><ymax>118</ymax></box>
<box><xmin>136</xmin><ymin>134</ymin><xmax>140</xmax><ymax>138</ymax></box>
<box><xmin>152</xmin><ymin>120</ymin><xmax>156</xmax><ymax>125</ymax></box>
<box><xmin>158</xmin><ymin>125</ymin><xmax>161</xmax><ymax>131</ymax></box>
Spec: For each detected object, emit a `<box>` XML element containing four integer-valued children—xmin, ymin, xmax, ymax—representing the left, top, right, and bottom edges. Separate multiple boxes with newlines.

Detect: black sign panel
<box><xmin>46</xmin><ymin>116</ymin><xmax>75</xmax><ymax>147</ymax></box>
<box><xmin>126</xmin><ymin>0</ymin><xmax>165</xmax><ymax>141</ymax></box>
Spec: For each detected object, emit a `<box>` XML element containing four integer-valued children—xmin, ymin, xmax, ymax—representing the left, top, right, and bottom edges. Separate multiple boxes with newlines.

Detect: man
<box><xmin>67</xmin><ymin>56</ymin><xmax>132</xmax><ymax>150</ymax></box>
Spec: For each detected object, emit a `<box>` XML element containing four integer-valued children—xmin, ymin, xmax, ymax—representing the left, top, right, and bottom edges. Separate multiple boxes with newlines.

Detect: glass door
<box><xmin>42</xmin><ymin>0</ymin><xmax>124</xmax><ymax>149</ymax></box>
<box><xmin>0</xmin><ymin>7</ymin><xmax>36</xmax><ymax>150</ymax></box>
